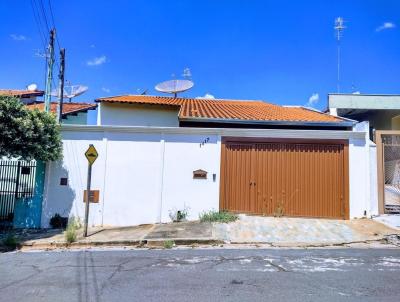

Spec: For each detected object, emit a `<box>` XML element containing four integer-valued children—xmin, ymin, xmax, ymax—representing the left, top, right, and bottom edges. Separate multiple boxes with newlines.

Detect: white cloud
<box><xmin>376</xmin><ymin>22</ymin><xmax>396</xmax><ymax>32</ymax></box>
<box><xmin>196</xmin><ymin>93</ymin><xmax>215</xmax><ymax>99</ymax></box>
<box><xmin>10</xmin><ymin>34</ymin><xmax>27</xmax><ymax>41</ymax></box>
<box><xmin>306</xmin><ymin>93</ymin><xmax>319</xmax><ymax>107</ymax></box>
<box><xmin>90</xmin><ymin>44</ymin><xmax>96</xmax><ymax>48</ymax></box>
<box><xmin>87</xmin><ymin>55</ymin><xmax>107</xmax><ymax>66</ymax></box>
<box><xmin>101</xmin><ymin>87</ymin><xmax>110</xmax><ymax>93</ymax></box>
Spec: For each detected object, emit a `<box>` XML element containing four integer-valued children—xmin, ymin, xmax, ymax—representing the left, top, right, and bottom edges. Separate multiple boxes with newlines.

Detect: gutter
<box><xmin>60</xmin><ymin>124</ymin><xmax>366</xmax><ymax>140</ymax></box>
<box><xmin>178</xmin><ymin>117</ymin><xmax>355</xmax><ymax>128</ymax></box>
<box><xmin>62</xmin><ymin>105</ymin><xmax>97</xmax><ymax>118</ymax></box>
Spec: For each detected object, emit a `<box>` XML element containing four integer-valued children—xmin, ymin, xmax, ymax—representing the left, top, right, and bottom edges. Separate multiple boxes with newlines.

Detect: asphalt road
<box><xmin>1</xmin><ymin>248</ymin><xmax>400</xmax><ymax>302</ymax></box>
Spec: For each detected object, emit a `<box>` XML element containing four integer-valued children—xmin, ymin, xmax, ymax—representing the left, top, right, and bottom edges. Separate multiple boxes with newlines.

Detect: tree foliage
<box><xmin>0</xmin><ymin>96</ymin><xmax>62</xmax><ymax>161</ymax></box>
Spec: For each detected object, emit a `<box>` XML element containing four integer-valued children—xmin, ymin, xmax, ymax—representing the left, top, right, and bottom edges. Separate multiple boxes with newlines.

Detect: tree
<box><xmin>0</xmin><ymin>96</ymin><xmax>62</xmax><ymax>161</ymax></box>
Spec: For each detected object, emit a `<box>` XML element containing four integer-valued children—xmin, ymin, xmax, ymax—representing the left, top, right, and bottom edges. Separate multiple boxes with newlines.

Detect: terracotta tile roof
<box><xmin>26</xmin><ymin>102</ymin><xmax>97</xmax><ymax>116</ymax></box>
<box><xmin>96</xmin><ymin>95</ymin><xmax>346</xmax><ymax>124</ymax></box>
<box><xmin>0</xmin><ymin>89</ymin><xmax>44</xmax><ymax>97</ymax></box>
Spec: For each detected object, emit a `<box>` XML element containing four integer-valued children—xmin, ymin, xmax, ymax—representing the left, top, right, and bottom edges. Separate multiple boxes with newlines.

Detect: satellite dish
<box><xmin>27</xmin><ymin>83</ymin><xmax>38</xmax><ymax>91</ymax></box>
<box><xmin>155</xmin><ymin>79</ymin><xmax>194</xmax><ymax>97</ymax></box>
<box><xmin>51</xmin><ymin>84</ymin><xmax>88</xmax><ymax>101</ymax></box>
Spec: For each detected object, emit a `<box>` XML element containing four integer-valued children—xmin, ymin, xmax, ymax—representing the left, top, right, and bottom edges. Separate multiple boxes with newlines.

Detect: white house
<box><xmin>40</xmin><ymin>95</ymin><xmax>377</xmax><ymax>228</ymax></box>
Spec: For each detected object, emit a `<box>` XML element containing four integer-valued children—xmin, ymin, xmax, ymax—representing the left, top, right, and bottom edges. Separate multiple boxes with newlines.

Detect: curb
<box><xmin>13</xmin><ymin>235</ymin><xmax>400</xmax><ymax>251</ymax></box>
<box><xmin>146</xmin><ymin>238</ymin><xmax>224</xmax><ymax>247</ymax></box>
<box><xmin>18</xmin><ymin>238</ymin><xmax>224</xmax><ymax>251</ymax></box>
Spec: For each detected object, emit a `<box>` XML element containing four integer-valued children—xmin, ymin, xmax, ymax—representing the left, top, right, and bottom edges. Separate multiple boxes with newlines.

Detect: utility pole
<box><xmin>57</xmin><ymin>48</ymin><xmax>65</xmax><ymax>123</ymax></box>
<box><xmin>44</xmin><ymin>29</ymin><xmax>55</xmax><ymax>113</ymax></box>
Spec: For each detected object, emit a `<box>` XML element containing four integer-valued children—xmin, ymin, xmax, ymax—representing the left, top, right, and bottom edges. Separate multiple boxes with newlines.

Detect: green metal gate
<box><xmin>0</xmin><ymin>161</ymin><xmax>37</xmax><ymax>227</ymax></box>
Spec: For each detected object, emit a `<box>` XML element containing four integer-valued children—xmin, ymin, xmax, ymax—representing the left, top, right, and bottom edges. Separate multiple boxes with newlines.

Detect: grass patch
<box><xmin>65</xmin><ymin>226</ymin><xmax>77</xmax><ymax>244</ymax></box>
<box><xmin>199</xmin><ymin>210</ymin><xmax>238</xmax><ymax>223</ymax></box>
<box><xmin>163</xmin><ymin>240</ymin><xmax>175</xmax><ymax>249</ymax></box>
<box><xmin>2</xmin><ymin>234</ymin><xmax>19</xmax><ymax>249</ymax></box>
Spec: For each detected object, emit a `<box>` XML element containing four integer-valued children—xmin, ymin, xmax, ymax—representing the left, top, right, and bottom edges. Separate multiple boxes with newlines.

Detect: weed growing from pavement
<box><xmin>199</xmin><ymin>210</ymin><xmax>238</xmax><ymax>223</ymax></box>
<box><xmin>64</xmin><ymin>217</ymin><xmax>81</xmax><ymax>244</ymax></box>
<box><xmin>164</xmin><ymin>240</ymin><xmax>175</xmax><ymax>249</ymax></box>
<box><xmin>169</xmin><ymin>206</ymin><xmax>190</xmax><ymax>222</ymax></box>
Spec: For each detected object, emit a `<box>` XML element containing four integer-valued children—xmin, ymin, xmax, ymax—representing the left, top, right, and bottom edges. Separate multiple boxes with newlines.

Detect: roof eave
<box><xmin>179</xmin><ymin>117</ymin><xmax>354</xmax><ymax>128</ymax></box>
<box><xmin>96</xmin><ymin>99</ymin><xmax>181</xmax><ymax>108</ymax></box>
<box><xmin>61</xmin><ymin>105</ymin><xmax>97</xmax><ymax>117</ymax></box>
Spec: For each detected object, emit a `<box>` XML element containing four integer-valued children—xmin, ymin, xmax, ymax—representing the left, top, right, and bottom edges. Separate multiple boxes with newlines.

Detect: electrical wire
<box><xmin>47</xmin><ymin>0</ymin><xmax>61</xmax><ymax>50</ymax></box>
<box><xmin>30</xmin><ymin>0</ymin><xmax>61</xmax><ymax>95</ymax></box>
<box><xmin>35</xmin><ymin>0</ymin><xmax>61</xmax><ymax>71</ymax></box>
<box><xmin>30</xmin><ymin>0</ymin><xmax>48</xmax><ymax>89</ymax></box>
<box><xmin>37</xmin><ymin>0</ymin><xmax>50</xmax><ymax>32</ymax></box>
<box><xmin>30</xmin><ymin>0</ymin><xmax>47</xmax><ymax>50</ymax></box>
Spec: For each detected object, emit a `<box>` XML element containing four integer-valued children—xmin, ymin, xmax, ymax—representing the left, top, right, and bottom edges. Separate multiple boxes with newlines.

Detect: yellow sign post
<box><xmin>85</xmin><ymin>144</ymin><xmax>98</xmax><ymax>165</ymax></box>
<box><xmin>84</xmin><ymin>144</ymin><xmax>98</xmax><ymax>237</ymax></box>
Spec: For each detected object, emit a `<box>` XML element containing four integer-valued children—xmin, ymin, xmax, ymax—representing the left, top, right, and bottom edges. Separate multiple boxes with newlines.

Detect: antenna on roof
<box><xmin>51</xmin><ymin>81</ymin><xmax>88</xmax><ymax>102</ymax></box>
<box><xmin>155</xmin><ymin>68</ymin><xmax>194</xmax><ymax>98</ymax></box>
<box><xmin>182</xmin><ymin>67</ymin><xmax>192</xmax><ymax>79</ymax></box>
<box><xmin>136</xmin><ymin>88</ymin><xmax>148</xmax><ymax>95</ymax></box>
<box><xmin>334</xmin><ymin>17</ymin><xmax>346</xmax><ymax>93</ymax></box>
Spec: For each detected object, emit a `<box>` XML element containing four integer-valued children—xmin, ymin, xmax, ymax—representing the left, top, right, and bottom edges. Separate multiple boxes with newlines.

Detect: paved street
<box><xmin>1</xmin><ymin>248</ymin><xmax>400</xmax><ymax>302</ymax></box>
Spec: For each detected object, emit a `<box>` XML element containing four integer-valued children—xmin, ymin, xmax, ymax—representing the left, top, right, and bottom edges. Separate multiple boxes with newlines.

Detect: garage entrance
<box><xmin>220</xmin><ymin>138</ymin><xmax>349</xmax><ymax>219</ymax></box>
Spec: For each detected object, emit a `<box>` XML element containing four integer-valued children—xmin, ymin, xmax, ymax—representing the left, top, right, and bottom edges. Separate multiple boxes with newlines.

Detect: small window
<box><xmin>60</xmin><ymin>177</ymin><xmax>68</xmax><ymax>186</ymax></box>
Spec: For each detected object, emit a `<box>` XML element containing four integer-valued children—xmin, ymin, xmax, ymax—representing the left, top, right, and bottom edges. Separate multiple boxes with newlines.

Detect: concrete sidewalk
<box><xmin>17</xmin><ymin>222</ymin><xmax>217</xmax><ymax>249</ymax></box>
<box><xmin>9</xmin><ymin>215</ymin><xmax>400</xmax><ymax>250</ymax></box>
<box><xmin>214</xmin><ymin>215</ymin><xmax>399</xmax><ymax>246</ymax></box>
<box><xmin>373</xmin><ymin>214</ymin><xmax>400</xmax><ymax>230</ymax></box>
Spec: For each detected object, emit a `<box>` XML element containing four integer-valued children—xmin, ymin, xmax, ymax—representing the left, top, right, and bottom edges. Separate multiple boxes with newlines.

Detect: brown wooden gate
<box><xmin>220</xmin><ymin>138</ymin><xmax>349</xmax><ymax>219</ymax></box>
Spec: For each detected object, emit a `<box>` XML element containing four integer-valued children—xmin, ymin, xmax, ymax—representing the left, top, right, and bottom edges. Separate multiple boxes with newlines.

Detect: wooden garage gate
<box><xmin>220</xmin><ymin>138</ymin><xmax>349</xmax><ymax>219</ymax></box>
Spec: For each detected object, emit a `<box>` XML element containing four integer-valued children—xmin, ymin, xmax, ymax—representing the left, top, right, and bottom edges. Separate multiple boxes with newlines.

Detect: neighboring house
<box><xmin>26</xmin><ymin>102</ymin><xmax>97</xmax><ymax>125</ymax></box>
<box><xmin>0</xmin><ymin>91</ymin><xmax>96</xmax><ymax>228</ymax></box>
<box><xmin>328</xmin><ymin>93</ymin><xmax>400</xmax><ymax>215</ymax></box>
<box><xmin>328</xmin><ymin>93</ymin><xmax>400</xmax><ymax>139</ymax></box>
<box><xmin>40</xmin><ymin>94</ymin><xmax>376</xmax><ymax>228</ymax></box>
<box><xmin>0</xmin><ymin>89</ymin><xmax>44</xmax><ymax>104</ymax></box>
<box><xmin>0</xmin><ymin>88</ymin><xmax>97</xmax><ymax>124</ymax></box>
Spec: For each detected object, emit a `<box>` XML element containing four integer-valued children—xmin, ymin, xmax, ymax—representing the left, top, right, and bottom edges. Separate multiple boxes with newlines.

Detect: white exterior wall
<box><xmin>98</xmin><ymin>102</ymin><xmax>179</xmax><ymax>127</ymax></box>
<box><xmin>41</xmin><ymin>125</ymin><xmax>374</xmax><ymax>227</ymax></box>
<box><xmin>349</xmin><ymin>121</ymin><xmax>378</xmax><ymax>218</ymax></box>
<box><xmin>41</xmin><ymin>127</ymin><xmax>220</xmax><ymax>227</ymax></box>
<box><xmin>348</xmin><ymin>137</ymin><xmax>369</xmax><ymax>218</ymax></box>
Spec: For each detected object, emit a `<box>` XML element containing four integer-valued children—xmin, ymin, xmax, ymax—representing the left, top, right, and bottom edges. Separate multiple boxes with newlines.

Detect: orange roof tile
<box><xmin>96</xmin><ymin>95</ymin><xmax>346</xmax><ymax>124</ymax></box>
<box><xmin>0</xmin><ymin>89</ymin><xmax>44</xmax><ymax>97</ymax></box>
<box><xmin>26</xmin><ymin>102</ymin><xmax>97</xmax><ymax>116</ymax></box>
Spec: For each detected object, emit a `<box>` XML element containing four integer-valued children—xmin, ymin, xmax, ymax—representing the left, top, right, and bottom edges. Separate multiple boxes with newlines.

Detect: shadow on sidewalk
<box><xmin>0</xmin><ymin>228</ymin><xmax>64</xmax><ymax>252</ymax></box>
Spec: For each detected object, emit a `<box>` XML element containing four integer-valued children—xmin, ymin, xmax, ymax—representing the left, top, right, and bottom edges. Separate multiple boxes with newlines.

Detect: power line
<box><xmin>30</xmin><ymin>0</ymin><xmax>47</xmax><ymax>49</ymax></box>
<box><xmin>47</xmin><ymin>0</ymin><xmax>61</xmax><ymax>49</ymax></box>
<box><xmin>33</xmin><ymin>0</ymin><xmax>61</xmax><ymax>68</ymax></box>
<box><xmin>30</xmin><ymin>0</ymin><xmax>49</xmax><ymax>89</ymax></box>
<box><xmin>37</xmin><ymin>0</ymin><xmax>50</xmax><ymax>32</ymax></box>
<box><xmin>31</xmin><ymin>0</ymin><xmax>64</xmax><ymax>96</ymax></box>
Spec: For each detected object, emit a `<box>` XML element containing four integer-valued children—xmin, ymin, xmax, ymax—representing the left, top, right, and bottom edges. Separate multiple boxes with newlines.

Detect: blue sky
<box><xmin>1</xmin><ymin>0</ymin><xmax>399</xmax><ymax>116</ymax></box>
